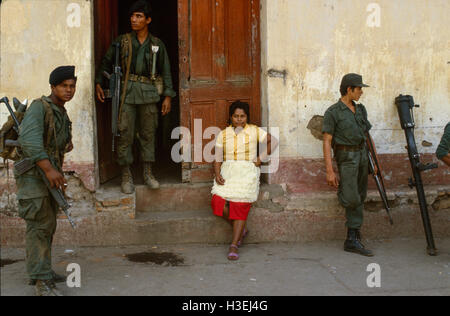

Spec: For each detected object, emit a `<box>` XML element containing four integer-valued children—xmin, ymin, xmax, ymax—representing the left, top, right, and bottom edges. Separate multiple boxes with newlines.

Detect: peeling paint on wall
<box><xmin>261</xmin><ymin>0</ymin><xmax>450</xmax><ymax>159</ymax></box>
<box><xmin>0</xmin><ymin>0</ymin><xmax>96</xmax><ymax>188</ymax></box>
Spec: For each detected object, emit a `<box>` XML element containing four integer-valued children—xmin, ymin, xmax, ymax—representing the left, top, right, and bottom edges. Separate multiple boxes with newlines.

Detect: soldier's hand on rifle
<box><xmin>37</xmin><ymin>159</ymin><xmax>67</xmax><ymax>190</ymax></box>
<box><xmin>162</xmin><ymin>96</ymin><xmax>171</xmax><ymax>116</ymax></box>
<box><xmin>96</xmin><ymin>84</ymin><xmax>105</xmax><ymax>103</ymax></box>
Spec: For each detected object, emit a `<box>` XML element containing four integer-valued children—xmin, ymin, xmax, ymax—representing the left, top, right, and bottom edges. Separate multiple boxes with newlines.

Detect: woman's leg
<box><xmin>231</xmin><ymin>220</ymin><xmax>246</xmax><ymax>247</ymax></box>
<box><xmin>222</xmin><ymin>204</ymin><xmax>233</xmax><ymax>226</ymax></box>
<box><xmin>227</xmin><ymin>220</ymin><xmax>246</xmax><ymax>260</ymax></box>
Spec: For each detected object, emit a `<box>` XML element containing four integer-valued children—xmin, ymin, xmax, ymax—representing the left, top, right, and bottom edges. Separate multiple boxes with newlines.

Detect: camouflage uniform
<box><xmin>96</xmin><ymin>32</ymin><xmax>176</xmax><ymax>166</ymax></box>
<box><xmin>15</xmin><ymin>96</ymin><xmax>72</xmax><ymax>281</ymax></box>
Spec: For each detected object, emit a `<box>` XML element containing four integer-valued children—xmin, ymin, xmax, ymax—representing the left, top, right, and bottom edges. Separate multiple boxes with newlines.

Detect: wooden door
<box><xmin>178</xmin><ymin>0</ymin><xmax>261</xmax><ymax>183</ymax></box>
<box><xmin>94</xmin><ymin>0</ymin><xmax>120</xmax><ymax>183</ymax></box>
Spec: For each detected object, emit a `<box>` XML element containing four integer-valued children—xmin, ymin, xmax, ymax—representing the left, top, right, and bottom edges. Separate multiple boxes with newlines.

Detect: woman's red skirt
<box><xmin>211</xmin><ymin>194</ymin><xmax>252</xmax><ymax>221</ymax></box>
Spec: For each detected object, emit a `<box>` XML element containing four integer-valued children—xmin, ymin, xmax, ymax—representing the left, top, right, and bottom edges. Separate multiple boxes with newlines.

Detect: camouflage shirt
<box><xmin>95</xmin><ymin>32</ymin><xmax>176</xmax><ymax>104</ymax></box>
<box><xmin>15</xmin><ymin>96</ymin><xmax>72</xmax><ymax>199</ymax></box>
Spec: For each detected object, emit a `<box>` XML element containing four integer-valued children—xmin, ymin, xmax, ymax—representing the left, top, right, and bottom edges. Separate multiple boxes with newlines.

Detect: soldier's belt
<box><xmin>334</xmin><ymin>143</ymin><xmax>364</xmax><ymax>152</ymax></box>
<box><xmin>128</xmin><ymin>74</ymin><xmax>153</xmax><ymax>84</ymax></box>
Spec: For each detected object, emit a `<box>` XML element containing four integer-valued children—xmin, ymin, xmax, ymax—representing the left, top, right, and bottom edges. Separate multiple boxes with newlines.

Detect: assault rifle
<box><xmin>0</xmin><ymin>97</ymin><xmax>76</xmax><ymax>229</ymax></box>
<box><xmin>395</xmin><ymin>95</ymin><xmax>437</xmax><ymax>256</ymax></box>
<box><xmin>365</xmin><ymin>133</ymin><xmax>394</xmax><ymax>225</ymax></box>
<box><xmin>103</xmin><ymin>42</ymin><xmax>122</xmax><ymax>152</ymax></box>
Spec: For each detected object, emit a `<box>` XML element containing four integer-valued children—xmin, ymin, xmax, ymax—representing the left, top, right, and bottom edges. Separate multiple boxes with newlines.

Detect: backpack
<box><xmin>0</xmin><ymin>97</ymin><xmax>56</xmax><ymax>161</ymax></box>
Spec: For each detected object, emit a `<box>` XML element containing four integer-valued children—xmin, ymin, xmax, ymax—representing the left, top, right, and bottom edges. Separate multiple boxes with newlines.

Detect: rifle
<box><xmin>103</xmin><ymin>42</ymin><xmax>122</xmax><ymax>152</ymax></box>
<box><xmin>395</xmin><ymin>94</ymin><xmax>437</xmax><ymax>256</ymax></box>
<box><xmin>0</xmin><ymin>97</ymin><xmax>20</xmax><ymax>133</ymax></box>
<box><xmin>365</xmin><ymin>132</ymin><xmax>394</xmax><ymax>225</ymax></box>
<box><xmin>0</xmin><ymin>97</ymin><xmax>76</xmax><ymax>229</ymax></box>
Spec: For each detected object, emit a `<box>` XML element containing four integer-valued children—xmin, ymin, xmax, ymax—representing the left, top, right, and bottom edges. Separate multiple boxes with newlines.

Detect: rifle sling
<box><xmin>41</xmin><ymin>97</ymin><xmax>61</xmax><ymax>167</ymax></box>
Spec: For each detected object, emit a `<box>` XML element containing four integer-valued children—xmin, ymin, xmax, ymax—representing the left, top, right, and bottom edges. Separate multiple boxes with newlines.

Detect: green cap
<box><xmin>340</xmin><ymin>73</ymin><xmax>370</xmax><ymax>88</ymax></box>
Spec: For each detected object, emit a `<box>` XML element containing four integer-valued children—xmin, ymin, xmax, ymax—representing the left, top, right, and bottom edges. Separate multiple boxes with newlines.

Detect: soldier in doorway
<box><xmin>322</xmin><ymin>73</ymin><xmax>374</xmax><ymax>257</ymax></box>
<box><xmin>96</xmin><ymin>0</ymin><xmax>176</xmax><ymax>194</ymax></box>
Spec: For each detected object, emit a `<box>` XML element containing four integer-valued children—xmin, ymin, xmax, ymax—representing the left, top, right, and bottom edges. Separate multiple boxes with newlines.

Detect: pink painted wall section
<box><xmin>63</xmin><ymin>162</ymin><xmax>96</xmax><ymax>192</ymax></box>
<box><xmin>269</xmin><ymin>154</ymin><xmax>450</xmax><ymax>194</ymax></box>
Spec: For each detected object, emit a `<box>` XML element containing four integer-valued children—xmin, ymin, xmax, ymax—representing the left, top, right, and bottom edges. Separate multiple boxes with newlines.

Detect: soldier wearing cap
<box><xmin>322</xmin><ymin>73</ymin><xmax>374</xmax><ymax>257</ymax></box>
<box><xmin>436</xmin><ymin>122</ymin><xmax>450</xmax><ymax>166</ymax></box>
<box><xmin>95</xmin><ymin>0</ymin><xmax>176</xmax><ymax>194</ymax></box>
<box><xmin>16</xmin><ymin>66</ymin><xmax>77</xmax><ymax>295</ymax></box>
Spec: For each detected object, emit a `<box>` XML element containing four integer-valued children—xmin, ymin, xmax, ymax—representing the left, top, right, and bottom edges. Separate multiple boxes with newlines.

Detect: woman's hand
<box><xmin>215</xmin><ymin>174</ymin><xmax>225</xmax><ymax>185</ymax></box>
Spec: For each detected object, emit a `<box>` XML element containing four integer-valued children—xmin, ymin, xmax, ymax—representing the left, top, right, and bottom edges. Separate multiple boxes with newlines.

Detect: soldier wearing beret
<box><xmin>322</xmin><ymin>73</ymin><xmax>374</xmax><ymax>257</ymax></box>
<box><xmin>436</xmin><ymin>122</ymin><xmax>450</xmax><ymax>166</ymax></box>
<box><xmin>95</xmin><ymin>0</ymin><xmax>176</xmax><ymax>194</ymax></box>
<box><xmin>16</xmin><ymin>66</ymin><xmax>77</xmax><ymax>295</ymax></box>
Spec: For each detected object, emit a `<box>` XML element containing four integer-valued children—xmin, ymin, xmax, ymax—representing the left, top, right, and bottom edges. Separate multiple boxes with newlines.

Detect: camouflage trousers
<box><xmin>117</xmin><ymin>103</ymin><xmax>159</xmax><ymax>166</ymax></box>
<box><xmin>336</xmin><ymin>148</ymin><xmax>369</xmax><ymax>229</ymax></box>
<box><xmin>19</xmin><ymin>196</ymin><xmax>57</xmax><ymax>280</ymax></box>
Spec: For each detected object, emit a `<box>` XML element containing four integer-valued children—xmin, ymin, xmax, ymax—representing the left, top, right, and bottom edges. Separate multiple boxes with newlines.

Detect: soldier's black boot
<box><xmin>29</xmin><ymin>271</ymin><xmax>66</xmax><ymax>285</ymax></box>
<box><xmin>35</xmin><ymin>280</ymin><xmax>63</xmax><ymax>296</ymax></box>
<box><xmin>344</xmin><ymin>228</ymin><xmax>374</xmax><ymax>257</ymax></box>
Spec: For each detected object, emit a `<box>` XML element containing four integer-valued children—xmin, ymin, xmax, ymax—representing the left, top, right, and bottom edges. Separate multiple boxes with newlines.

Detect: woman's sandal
<box><xmin>237</xmin><ymin>229</ymin><xmax>249</xmax><ymax>247</ymax></box>
<box><xmin>227</xmin><ymin>244</ymin><xmax>239</xmax><ymax>261</ymax></box>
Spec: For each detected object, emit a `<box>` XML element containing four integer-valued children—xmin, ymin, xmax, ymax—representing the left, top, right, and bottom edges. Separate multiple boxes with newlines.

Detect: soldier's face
<box><xmin>231</xmin><ymin>109</ymin><xmax>248</xmax><ymax>128</ymax></box>
<box><xmin>130</xmin><ymin>12</ymin><xmax>151</xmax><ymax>31</ymax></box>
<box><xmin>348</xmin><ymin>87</ymin><xmax>363</xmax><ymax>101</ymax></box>
<box><xmin>51</xmin><ymin>79</ymin><xmax>76</xmax><ymax>103</ymax></box>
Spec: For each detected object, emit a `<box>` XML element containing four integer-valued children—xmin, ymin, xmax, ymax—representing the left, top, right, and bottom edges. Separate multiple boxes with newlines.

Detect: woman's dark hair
<box><xmin>229</xmin><ymin>100</ymin><xmax>250</xmax><ymax>125</ymax></box>
<box><xmin>129</xmin><ymin>0</ymin><xmax>152</xmax><ymax>18</ymax></box>
<box><xmin>340</xmin><ymin>85</ymin><xmax>357</xmax><ymax>97</ymax></box>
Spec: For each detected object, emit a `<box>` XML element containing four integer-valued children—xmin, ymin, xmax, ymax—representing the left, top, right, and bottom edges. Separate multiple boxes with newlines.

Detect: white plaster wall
<box><xmin>261</xmin><ymin>0</ymin><xmax>450</xmax><ymax>159</ymax></box>
<box><xmin>0</xmin><ymin>0</ymin><xmax>95</xmax><ymax>165</ymax></box>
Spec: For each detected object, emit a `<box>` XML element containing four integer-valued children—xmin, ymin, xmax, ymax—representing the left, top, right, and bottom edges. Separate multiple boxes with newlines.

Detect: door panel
<box><xmin>178</xmin><ymin>0</ymin><xmax>261</xmax><ymax>181</ymax></box>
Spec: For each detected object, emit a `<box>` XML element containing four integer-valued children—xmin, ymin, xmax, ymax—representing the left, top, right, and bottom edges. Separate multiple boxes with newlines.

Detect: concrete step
<box><xmin>133</xmin><ymin>210</ymin><xmax>231</xmax><ymax>244</ymax></box>
<box><xmin>135</xmin><ymin>183</ymin><xmax>213</xmax><ymax>212</ymax></box>
<box><xmin>2</xmin><ymin>186</ymin><xmax>448</xmax><ymax>247</ymax></box>
<box><xmin>135</xmin><ymin>182</ymin><xmax>286</xmax><ymax>213</ymax></box>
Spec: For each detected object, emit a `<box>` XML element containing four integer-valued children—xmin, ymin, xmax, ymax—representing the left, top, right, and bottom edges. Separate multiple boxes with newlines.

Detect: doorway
<box><xmin>95</xmin><ymin>0</ymin><xmax>181</xmax><ymax>185</ymax></box>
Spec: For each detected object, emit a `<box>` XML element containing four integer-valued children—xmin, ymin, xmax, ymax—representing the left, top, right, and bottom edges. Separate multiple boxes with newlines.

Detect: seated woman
<box><xmin>212</xmin><ymin>101</ymin><xmax>278</xmax><ymax>261</ymax></box>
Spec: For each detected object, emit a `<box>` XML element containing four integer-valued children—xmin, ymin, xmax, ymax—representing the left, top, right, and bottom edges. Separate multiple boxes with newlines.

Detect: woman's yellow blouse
<box><xmin>215</xmin><ymin>124</ymin><xmax>268</xmax><ymax>161</ymax></box>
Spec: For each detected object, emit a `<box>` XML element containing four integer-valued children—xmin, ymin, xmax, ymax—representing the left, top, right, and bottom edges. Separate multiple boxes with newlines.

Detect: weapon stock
<box><xmin>395</xmin><ymin>94</ymin><xmax>437</xmax><ymax>256</ymax></box>
<box><xmin>1</xmin><ymin>97</ymin><xmax>76</xmax><ymax>229</ymax></box>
